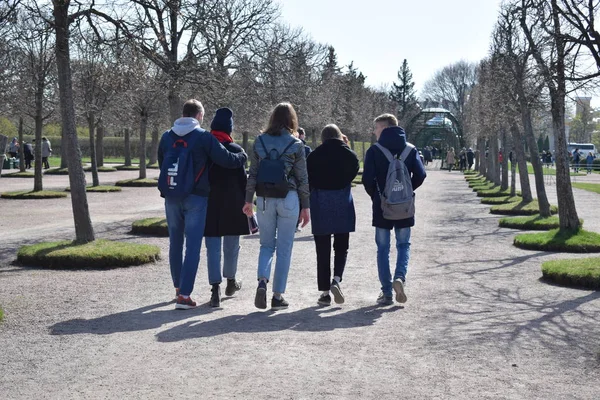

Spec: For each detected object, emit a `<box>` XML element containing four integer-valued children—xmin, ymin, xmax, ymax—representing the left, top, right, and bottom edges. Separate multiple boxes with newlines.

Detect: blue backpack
<box><xmin>158</xmin><ymin>130</ymin><xmax>203</xmax><ymax>197</ymax></box>
<box><xmin>255</xmin><ymin>135</ymin><xmax>297</xmax><ymax>198</ymax></box>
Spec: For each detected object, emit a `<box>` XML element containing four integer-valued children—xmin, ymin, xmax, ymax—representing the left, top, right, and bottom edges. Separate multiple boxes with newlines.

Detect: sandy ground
<box><xmin>0</xmin><ymin>167</ymin><xmax>599</xmax><ymax>399</ymax></box>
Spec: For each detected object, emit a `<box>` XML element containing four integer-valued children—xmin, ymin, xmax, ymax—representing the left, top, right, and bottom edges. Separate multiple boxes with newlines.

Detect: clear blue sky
<box><xmin>278</xmin><ymin>0</ymin><xmax>503</xmax><ymax>95</ymax></box>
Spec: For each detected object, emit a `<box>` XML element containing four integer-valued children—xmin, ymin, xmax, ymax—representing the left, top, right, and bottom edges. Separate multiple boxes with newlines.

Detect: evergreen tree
<box><xmin>390</xmin><ymin>59</ymin><xmax>418</xmax><ymax>120</ymax></box>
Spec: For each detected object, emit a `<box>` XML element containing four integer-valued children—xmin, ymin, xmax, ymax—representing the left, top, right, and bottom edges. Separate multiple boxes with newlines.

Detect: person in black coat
<box><xmin>307</xmin><ymin>124</ymin><xmax>359</xmax><ymax>306</ymax></box>
<box><xmin>362</xmin><ymin>114</ymin><xmax>426</xmax><ymax>306</ymax></box>
<box><xmin>204</xmin><ymin>108</ymin><xmax>250</xmax><ymax>307</ymax></box>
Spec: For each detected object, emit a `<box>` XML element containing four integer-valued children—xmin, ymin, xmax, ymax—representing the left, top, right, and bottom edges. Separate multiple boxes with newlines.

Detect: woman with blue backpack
<box><xmin>243</xmin><ymin>102</ymin><xmax>310</xmax><ymax>310</ymax></box>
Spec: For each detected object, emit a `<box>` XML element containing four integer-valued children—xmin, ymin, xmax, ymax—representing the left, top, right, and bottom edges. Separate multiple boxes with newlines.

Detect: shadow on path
<box><xmin>156</xmin><ymin>305</ymin><xmax>401</xmax><ymax>342</ymax></box>
<box><xmin>50</xmin><ymin>301</ymin><xmax>216</xmax><ymax>335</ymax></box>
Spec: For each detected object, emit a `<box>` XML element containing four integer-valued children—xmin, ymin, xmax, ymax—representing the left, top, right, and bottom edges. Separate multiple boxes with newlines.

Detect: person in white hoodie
<box><xmin>158</xmin><ymin>99</ymin><xmax>247</xmax><ymax>310</ymax></box>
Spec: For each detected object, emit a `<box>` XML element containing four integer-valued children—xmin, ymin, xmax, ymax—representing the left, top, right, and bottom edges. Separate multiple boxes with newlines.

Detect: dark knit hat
<box><xmin>210</xmin><ymin>108</ymin><xmax>234</xmax><ymax>134</ymax></box>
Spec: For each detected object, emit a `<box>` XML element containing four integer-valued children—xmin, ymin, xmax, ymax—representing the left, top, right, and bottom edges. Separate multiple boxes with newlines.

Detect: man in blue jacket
<box><xmin>158</xmin><ymin>99</ymin><xmax>247</xmax><ymax>310</ymax></box>
<box><xmin>362</xmin><ymin>114</ymin><xmax>426</xmax><ymax>305</ymax></box>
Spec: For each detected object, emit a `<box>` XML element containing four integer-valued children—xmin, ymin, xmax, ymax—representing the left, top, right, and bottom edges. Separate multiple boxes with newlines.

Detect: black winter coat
<box><xmin>204</xmin><ymin>141</ymin><xmax>250</xmax><ymax>237</ymax></box>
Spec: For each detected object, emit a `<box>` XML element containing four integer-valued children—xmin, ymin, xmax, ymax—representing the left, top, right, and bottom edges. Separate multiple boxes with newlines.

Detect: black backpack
<box><xmin>255</xmin><ymin>135</ymin><xmax>296</xmax><ymax>198</ymax></box>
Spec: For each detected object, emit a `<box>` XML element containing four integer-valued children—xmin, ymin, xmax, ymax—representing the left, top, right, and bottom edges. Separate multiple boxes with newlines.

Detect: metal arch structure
<box><xmin>404</xmin><ymin>107</ymin><xmax>464</xmax><ymax>150</ymax></box>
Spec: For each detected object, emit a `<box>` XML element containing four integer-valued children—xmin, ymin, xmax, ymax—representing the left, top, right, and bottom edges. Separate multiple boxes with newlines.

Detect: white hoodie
<box><xmin>172</xmin><ymin>117</ymin><xmax>201</xmax><ymax>136</ymax></box>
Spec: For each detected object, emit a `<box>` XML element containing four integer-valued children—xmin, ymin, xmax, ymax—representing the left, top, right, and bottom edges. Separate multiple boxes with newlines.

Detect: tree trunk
<box><xmin>96</xmin><ymin>119</ymin><xmax>104</xmax><ymax>167</ymax></box>
<box><xmin>475</xmin><ymin>137</ymin><xmax>481</xmax><ymax>172</ymax></box>
<box><xmin>551</xmin><ymin>0</ymin><xmax>580</xmax><ymax>231</ymax></box>
<box><xmin>478</xmin><ymin>138</ymin><xmax>486</xmax><ymax>177</ymax></box>
<box><xmin>148</xmin><ymin>126</ymin><xmax>159</xmax><ymax>166</ymax></box>
<box><xmin>34</xmin><ymin>80</ymin><xmax>44</xmax><ymax>192</ymax></box>
<box><xmin>510</xmin><ymin>151</ymin><xmax>517</xmax><ymax>197</ymax></box>
<box><xmin>242</xmin><ymin>131</ymin><xmax>249</xmax><ymax>152</ymax></box>
<box><xmin>491</xmin><ymin>136</ymin><xmax>501</xmax><ymax>185</ymax></box>
<box><xmin>53</xmin><ymin>0</ymin><xmax>95</xmax><ymax>243</ymax></box>
<box><xmin>18</xmin><ymin>117</ymin><xmax>25</xmax><ymax>172</ymax></box>
<box><xmin>168</xmin><ymin>88</ymin><xmax>180</xmax><ymax>124</ymax></box>
<box><xmin>521</xmin><ymin>103</ymin><xmax>551</xmax><ymax>217</ymax></box>
<box><xmin>124</xmin><ymin>128</ymin><xmax>131</xmax><ymax>166</ymax></box>
<box><xmin>138</xmin><ymin>110</ymin><xmax>148</xmax><ymax>180</ymax></box>
<box><xmin>511</xmin><ymin>123</ymin><xmax>533</xmax><ymax>202</ymax></box>
<box><xmin>500</xmin><ymin>130</ymin><xmax>509</xmax><ymax>191</ymax></box>
<box><xmin>87</xmin><ymin>112</ymin><xmax>99</xmax><ymax>187</ymax></box>
<box><xmin>60</xmin><ymin>124</ymin><xmax>68</xmax><ymax>168</ymax></box>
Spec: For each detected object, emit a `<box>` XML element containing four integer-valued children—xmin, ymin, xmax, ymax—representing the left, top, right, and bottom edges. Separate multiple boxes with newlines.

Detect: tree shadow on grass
<box><xmin>50</xmin><ymin>301</ymin><xmax>216</xmax><ymax>335</ymax></box>
<box><xmin>156</xmin><ymin>304</ymin><xmax>401</xmax><ymax>342</ymax></box>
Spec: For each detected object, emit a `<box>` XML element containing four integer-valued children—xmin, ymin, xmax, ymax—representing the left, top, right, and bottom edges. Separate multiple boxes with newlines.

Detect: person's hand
<box><xmin>242</xmin><ymin>202</ymin><xmax>254</xmax><ymax>217</ymax></box>
<box><xmin>299</xmin><ymin>208</ymin><xmax>310</xmax><ymax>227</ymax></box>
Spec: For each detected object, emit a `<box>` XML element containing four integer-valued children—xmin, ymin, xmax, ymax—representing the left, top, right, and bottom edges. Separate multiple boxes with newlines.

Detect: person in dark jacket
<box><xmin>203</xmin><ymin>108</ymin><xmax>249</xmax><ymax>307</ymax></box>
<box><xmin>158</xmin><ymin>99</ymin><xmax>247</xmax><ymax>310</ymax></box>
<box><xmin>362</xmin><ymin>114</ymin><xmax>426</xmax><ymax>306</ymax></box>
<box><xmin>307</xmin><ymin>124</ymin><xmax>359</xmax><ymax>306</ymax></box>
<box><xmin>23</xmin><ymin>142</ymin><xmax>34</xmax><ymax>169</ymax></box>
<box><xmin>466</xmin><ymin>148</ymin><xmax>475</xmax><ymax>170</ymax></box>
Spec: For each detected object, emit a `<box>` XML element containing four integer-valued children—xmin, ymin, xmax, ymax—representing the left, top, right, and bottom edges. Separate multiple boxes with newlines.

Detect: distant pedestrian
<box><xmin>466</xmin><ymin>147</ymin><xmax>474</xmax><ymax>170</ymax></box>
<box><xmin>23</xmin><ymin>141</ymin><xmax>34</xmax><ymax>169</ymax></box>
<box><xmin>362</xmin><ymin>114</ymin><xmax>426</xmax><ymax>305</ymax></box>
<box><xmin>307</xmin><ymin>124</ymin><xmax>359</xmax><ymax>306</ymax></box>
<box><xmin>158</xmin><ymin>99</ymin><xmax>247</xmax><ymax>310</ymax></box>
<box><xmin>243</xmin><ymin>102</ymin><xmax>310</xmax><ymax>311</ymax></box>
<box><xmin>446</xmin><ymin>147</ymin><xmax>456</xmax><ymax>172</ymax></box>
<box><xmin>459</xmin><ymin>148</ymin><xmax>467</xmax><ymax>171</ymax></box>
<box><xmin>573</xmin><ymin>148</ymin><xmax>582</xmax><ymax>173</ymax></box>
<box><xmin>8</xmin><ymin>137</ymin><xmax>19</xmax><ymax>158</ymax></box>
<box><xmin>203</xmin><ymin>108</ymin><xmax>249</xmax><ymax>308</ymax></box>
<box><xmin>586</xmin><ymin>152</ymin><xmax>595</xmax><ymax>174</ymax></box>
<box><xmin>41</xmin><ymin>137</ymin><xmax>52</xmax><ymax>169</ymax></box>
<box><xmin>296</xmin><ymin>127</ymin><xmax>312</xmax><ymax>233</ymax></box>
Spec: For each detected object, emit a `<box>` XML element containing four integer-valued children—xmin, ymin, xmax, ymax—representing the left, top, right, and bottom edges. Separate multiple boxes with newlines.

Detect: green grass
<box><xmin>115</xmin><ymin>165</ymin><xmax>140</xmax><ymax>171</ymax></box>
<box><xmin>541</xmin><ymin>258</ymin><xmax>600</xmax><ymax>289</ymax></box>
<box><xmin>480</xmin><ymin>195</ymin><xmax>522</xmax><ymax>205</ymax></box>
<box><xmin>471</xmin><ymin>183</ymin><xmax>496</xmax><ymax>191</ymax></box>
<box><xmin>83</xmin><ymin>166</ymin><xmax>117</xmax><ymax>172</ymax></box>
<box><xmin>498</xmin><ymin>215</ymin><xmax>572</xmax><ymax>230</ymax></box>
<box><xmin>1</xmin><ymin>190</ymin><xmax>68</xmax><ymax>199</ymax></box>
<box><xmin>65</xmin><ymin>185</ymin><xmax>122</xmax><ymax>193</ymax></box>
<box><xmin>147</xmin><ymin>163</ymin><xmax>159</xmax><ymax>169</ymax></box>
<box><xmin>44</xmin><ymin>167</ymin><xmax>70</xmax><ymax>175</ymax></box>
<box><xmin>49</xmin><ymin>157</ymin><xmax>141</xmax><ymax>167</ymax></box>
<box><xmin>0</xmin><ymin>306</ymin><xmax>3</xmax><ymax>322</ymax></box>
<box><xmin>526</xmin><ymin>163</ymin><xmax>584</xmax><ymax>176</ymax></box>
<box><xmin>477</xmin><ymin>188</ymin><xmax>520</xmax><ymax>198</ymax></box>
<box><xmin>115</xmin><ymin>178</ymin><xmax>158</xmax><ymax>187</ymax></box>
<box><xmin>514</xmin><ymin>229</ymin><xmax>600</xmax><ymax>253</ymax></box>
<box><xmin>17</xmin><ymin>239</ymin><xmax>160</xmax><ymax>269</ymax></box>
<box><xmin>572</xmin><ymin>182</ymin><xmax>600</xmax><ymax>195</ymax></box>
<box><xmin>131</xmin><ymin>217</ymin><xmax>168</xmax><ymax>236</ymax></box>
<box><xmin>490</xmin><ymin>200</ymin><xmax>558</xmax><ymax>216</ymax></box>
<box><xmin>2</xmin><ymin>171</ymin><xmax>35</xmax><ymax>178</ymax></box>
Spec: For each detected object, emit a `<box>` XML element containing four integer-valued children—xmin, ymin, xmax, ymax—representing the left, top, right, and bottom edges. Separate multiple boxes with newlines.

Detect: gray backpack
<box><xmin>375</xmin><ymin>143</ymin><xmax>415</xmax><ymax>220</ymax></box>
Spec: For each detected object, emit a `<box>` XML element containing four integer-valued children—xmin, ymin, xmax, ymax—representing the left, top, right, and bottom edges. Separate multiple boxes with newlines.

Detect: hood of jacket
<box><xmin>377</xmin><ymin>126</ymin><xmax>407</xmax><ymax>153</ymax></box>
<box><xmin>172</xmin><ymin>117</ymin><xmax>201</xmax><ymax>136</ymax></box>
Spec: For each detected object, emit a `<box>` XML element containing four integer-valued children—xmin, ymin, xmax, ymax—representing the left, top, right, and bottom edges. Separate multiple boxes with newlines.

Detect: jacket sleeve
<box><xmin>245</xmin><ymin>141</ymin><xmax>260</xmax><ymax>203</ymax></box>
<box><xmin>206</xmin><ymin>134</ymin><xmax>247</xmax><ymax>169</ymax></box>
<box><xmin>362</xmin><ymin>147</ymin><xmax>377</xmax><ymax>198</ymax></box>
<box><xmin>293</xmin><ymin>143</ymin><xmax>310</xmax><ymax>209</ymax></box>
<box><xmin>410</xmin><ymin>148</ymin><xmax>427</xmax><ymax>190</ymax></box>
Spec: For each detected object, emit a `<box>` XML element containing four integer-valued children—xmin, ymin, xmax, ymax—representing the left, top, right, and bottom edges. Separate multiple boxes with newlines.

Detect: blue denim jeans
<box><xmin>205</xmin><ymin>236</ymin><xmax>241</xmax><ymax>285</ymax></box>
<box><xmin>375</xmin><ymin>227</ymin><xmax>411</xmax><ymax>296</ymax></box>
<box><xmin>165</xmin><ymin>195</ymin><xmax>208</xmax><ymax>296</ymax></box>
<box><xmin>256</xmin><ymin>191</ymin><xmax>299</xmax><ymax>294</ymax></box>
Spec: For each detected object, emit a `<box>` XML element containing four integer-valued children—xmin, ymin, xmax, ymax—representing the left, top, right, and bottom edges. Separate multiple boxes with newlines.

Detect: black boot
<box><xmin>210</xmin><ymin>284</ymin><xmax>221</xmax><ymax>307</ymax></box>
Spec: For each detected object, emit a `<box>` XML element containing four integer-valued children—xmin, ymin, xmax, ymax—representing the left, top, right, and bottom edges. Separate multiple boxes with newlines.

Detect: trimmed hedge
<box><xmin>44</xmin><ymin>168</ymin><xmax>70</xmax><ymax>175</ymax></box>
<box><xmin>490</xmin><ymin>200</ymin><xmax>558</xmax><ymax>216</ymax></box>
<box><xmin>541</xmin><ymin>258</ymin><xmax>600</xmax><ymax>289</ymax></box>
<box><xmin>514</xmin><ymin>229</ymin><xmax>600</xmax><ymax>253</ymax></box>
<box><xmin>115</xmin><ymin>178</ymin><xmax>158</xmax><ymax>187</ymax></box>
<box><xmin>499</xmin><ymin>215</ymin><xmax>566</xmax><ymax>230</ymax></box>
<box><xmin>1</xmin><ymin>190</ymin><xmax>68</xmax><ymax>199</ymax></box>
<box><xmin>481</xmin><ymin>196</ymin><xmax>522</xmax><ymax>205</ymax></box>
<box><xmin>17</xmin><ymin>239</ymin><xmax>160</xmax><ymax>269</ymax></box>
<box><xmin>477</xmin><ymin>188</ymin><xmax>518</xmax><ymax>197</ymax></box>
<box><xmin>65</xmin><ymin>185</ymin><xmax>122</xmax><ymax>193</ymax></box>
<box><xmin>131</xmin><ymin>217</ymin><xmax>168</xmax><ymax>236</ymax></box>
<box><xmin>115</xmin><ymin>165</ymin><xmax>140</xmax><ymax>171</ymax></box>
<box><xmin>2</xmin><ymin>171</ymin><xmax>35</xmax><ymax>178</ymax></box>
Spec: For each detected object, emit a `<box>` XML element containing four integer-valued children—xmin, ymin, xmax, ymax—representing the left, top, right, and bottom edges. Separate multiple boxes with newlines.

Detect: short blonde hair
<box><xmin>374</xmin><ymin>113</ymin><xmax>398</xmax><ymax>127</ymax></box>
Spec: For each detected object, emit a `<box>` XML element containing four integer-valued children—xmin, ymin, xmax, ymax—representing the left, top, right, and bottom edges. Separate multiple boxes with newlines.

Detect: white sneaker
<box><xmin>393</xmin><ymin>280</ymin><xmax>407</xmax><ymax>303</ymax></box>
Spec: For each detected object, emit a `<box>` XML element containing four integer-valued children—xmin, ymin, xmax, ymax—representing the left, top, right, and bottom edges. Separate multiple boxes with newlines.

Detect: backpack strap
<box><xmin>374</xmin><ymin>143</ymin><xmax>394</xmax><ymax>162</ymax></box>
<box><xmin>399</xmin><ymin>143</ymin><xmax>415</xmax><ymax>161</ymax></box>
<box><xmin>278</xmin><ymin>139</ymin><xmax>297</xmax><ymax>159</ymax></box>
<box><xmin>258</xmin><ymin>135</ymin><xmax>269</xmax><ymax>158</ymax></box>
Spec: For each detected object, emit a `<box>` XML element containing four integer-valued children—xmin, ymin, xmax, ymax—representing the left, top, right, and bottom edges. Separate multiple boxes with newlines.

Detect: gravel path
<box><xmin>0</xmin><ymin>168</ymin><xmax>599</xmax><ymax>399</ymax></box>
